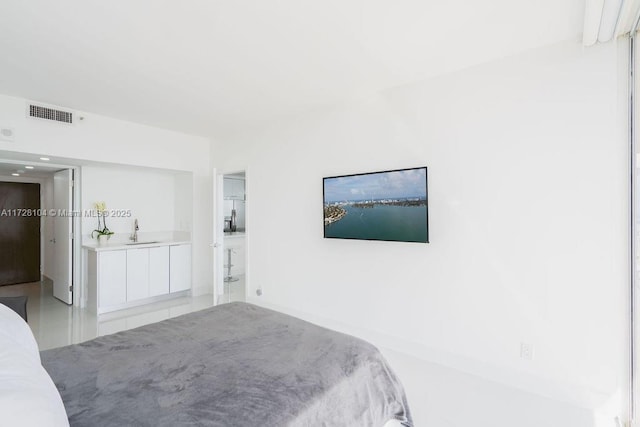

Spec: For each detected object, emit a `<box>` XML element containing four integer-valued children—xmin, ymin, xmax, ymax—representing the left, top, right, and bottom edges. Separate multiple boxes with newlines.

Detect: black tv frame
<box><xmin>323</xmin><ymin>166</ymin><xmax>429</xmax><ymax>243</ymax></box>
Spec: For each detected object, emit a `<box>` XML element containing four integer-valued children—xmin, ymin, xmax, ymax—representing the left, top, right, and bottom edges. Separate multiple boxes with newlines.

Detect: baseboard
<box><xmin>247</xmin><ymin>296</ymin><xmax>619</xmax><ymax>417</ymax></box>
<box><xmin>626</xmin><ymin>418</ymin><xmax>640</xmax><ymax>427</ymax></box>
<box><xmin>191</xmin><ymin>284</ymin><xmax>211</xmax><ymax>297</ymax></box>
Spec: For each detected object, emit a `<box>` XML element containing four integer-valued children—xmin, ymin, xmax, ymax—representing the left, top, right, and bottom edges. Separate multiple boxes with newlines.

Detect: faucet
<box><xmin>131</xmin><ymin>219</ymin><xmax>139</xmax><ymax>242</ymax></box>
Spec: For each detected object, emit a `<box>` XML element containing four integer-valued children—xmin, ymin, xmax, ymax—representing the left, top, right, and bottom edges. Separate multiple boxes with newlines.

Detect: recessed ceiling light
<box><xmin>11</xmin><ymin>173</ymin><xmax>19</xmax><ymax>176</ymax></box>
<box><xmin>40</xmin><ymin>157</ymin><xmax>50</xmax><ymax>161</ymax></box>
<box><xmin>25</xmin><ymin>166</ymin><xmax>34</xmax><ymax>169</ymax></box>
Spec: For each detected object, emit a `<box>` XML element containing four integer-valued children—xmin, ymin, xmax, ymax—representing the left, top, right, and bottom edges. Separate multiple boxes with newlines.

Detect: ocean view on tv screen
<box><xmin>323</xmin><ymin>167</ymin><xmax>429</xmax><ymax>243</ymax></box>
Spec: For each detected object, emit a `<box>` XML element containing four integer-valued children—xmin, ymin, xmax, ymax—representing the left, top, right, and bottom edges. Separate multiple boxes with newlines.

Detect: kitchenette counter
<box><xmin>83</xmin><ymin>232</ymin><xmax>191</xmax><ymax>252</ymax></box>
<box><xmin>223</xmin><ymin>231</ymin><xmax>245</xmax><ymax>239</ymax></box>
<box><xmin>85</xmin><ymin>232</ymin><xmax>193</xmax><ymax>314</ymax></box>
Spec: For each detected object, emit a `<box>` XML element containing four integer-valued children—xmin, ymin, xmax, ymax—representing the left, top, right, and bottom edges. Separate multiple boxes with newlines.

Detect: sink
<box><xmin>125</xmin><ymin>241</ymin><xmax>160</xmax><ymax>246</ymax></box>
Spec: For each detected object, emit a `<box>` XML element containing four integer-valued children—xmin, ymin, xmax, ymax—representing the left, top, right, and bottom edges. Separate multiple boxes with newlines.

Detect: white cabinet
<box><xmin>126</xmin><ymin>247</ymin><xmax>170</xmax><ymax>301</ymax></box>
<box><xmin>88</xmin><ymin>242</ymin><xmax>190</xmax><ymax>314</ymax></box>
<box><xmin>97</xmin><ymin>251</ymin><xmax>127</xmax><ymax>308</ymax></box>
<box><xmin>170</xmin><ymin>244</ymin><xmax>191</xmax><ymax>292</ymax></box>
<box><xmin>149</xmin><ymin>246</ymin><xmax>170</xmax><ymax>296</ymax></box>
<box><xmin>223</xmin><ymin>178</ymin><xmax>245</xmax><ymax>200</ymax></box>
<box><xmin>126</xmin><ymin>248</ymin><xmax>150</xmax><ymax>302</ymax></box>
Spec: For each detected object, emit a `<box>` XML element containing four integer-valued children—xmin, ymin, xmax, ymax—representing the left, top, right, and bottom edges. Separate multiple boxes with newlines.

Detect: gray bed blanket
<box><xmin>41</xmin><ymin>302</ymin><xmax>412</xmax><ymax>426</ymax></box>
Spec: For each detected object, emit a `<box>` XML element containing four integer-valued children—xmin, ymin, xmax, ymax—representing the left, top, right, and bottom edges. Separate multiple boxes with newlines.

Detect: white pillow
<box><xmin>0</xmin><ymin>304</ymin><xmax>69</xmax><ymax>426</ymax></box>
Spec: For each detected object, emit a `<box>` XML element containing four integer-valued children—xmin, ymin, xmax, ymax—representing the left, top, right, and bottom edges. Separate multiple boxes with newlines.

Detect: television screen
<box><xmin>323</xmin><ymin>166</ymin><xmax>429</xmax><ymax>243</ymax></box>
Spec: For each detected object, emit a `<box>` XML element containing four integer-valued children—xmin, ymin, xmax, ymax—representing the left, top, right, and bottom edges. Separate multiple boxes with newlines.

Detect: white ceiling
<box><xmin>0</xmin><ymin>151</ymin><xmax>189</xmax><ymax>180</ymax></box>
<box><xmin>0</xmin><ymin>162</ymin><xmax>63</xmax><ymax>179</ymax></box>
<box><xmin>0</xmin><ymin>0</ymin><xmax>584</xmax><ymax>138</ymax></box>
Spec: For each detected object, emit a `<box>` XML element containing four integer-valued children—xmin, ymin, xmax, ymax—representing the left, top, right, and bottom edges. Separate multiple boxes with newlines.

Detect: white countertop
<box><xmin>83</xmin><ymin>239</ymin><xmax>191</xmax><ymax>252</ymax></box>
<box><xmin>223</xmin><ymin>231</ymin><xmax>246</xmax><ymax>239</ymax></box>
<box><xmin>83</xmin><ymin>231</ymin><xmax>191</xmax><ymax>252</ymax></box>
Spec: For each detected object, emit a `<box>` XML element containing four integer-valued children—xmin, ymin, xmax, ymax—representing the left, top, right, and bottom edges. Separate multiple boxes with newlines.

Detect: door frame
<box><xmin>0</xmin><ymin>162</ymin><xmax>82</xmax><ymax>306</ymax></box>
<box><xmin>52</xmin><ymin>168</ymin><xmax>73</xmax><ymax>304</ymax></box>
<box><xmin>47</xmin><ymin>166</ymin><xmax>82</xmax><ymax>307</ymax></box>
<box><xmin>212</xmin><ymin>168</ymin><xmax>224</xmax><ymax>305</ymax></box>
<box><xmin>70</xmin><ymin>167</ymin><xmax>81</xmax><ymax>307</ymax></box>
<box><xmin>212</xmin><ymin>168</ymin><xmax>249</xmax><ymax>305</ymax></box>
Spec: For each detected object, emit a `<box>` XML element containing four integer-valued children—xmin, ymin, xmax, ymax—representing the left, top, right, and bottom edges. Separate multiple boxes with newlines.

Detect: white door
<box><xmin>53</xmin><ymin>169</ymin><xmax>73</xmax><ymax>304</ymax></box>
<box><xmin>212</xmin><ymin>170</ymin><xmax>225</xmax><ymax>303</ymax></box>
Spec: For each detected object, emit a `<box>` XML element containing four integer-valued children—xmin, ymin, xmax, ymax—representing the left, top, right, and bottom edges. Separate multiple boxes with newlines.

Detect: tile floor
<box><xmin>219</xmin><ymin>274</ymin><xmax>246</xmax><ymax>304</ymax></box>
<box><xmin>380</xmin><ymin>348</ymin><xmax>595</xmax><ymax>427</ymax></box>
<box><xmin>0</xmin><ymin>278</ymin><xmax>215</xmax><ymax>350</ymax></box>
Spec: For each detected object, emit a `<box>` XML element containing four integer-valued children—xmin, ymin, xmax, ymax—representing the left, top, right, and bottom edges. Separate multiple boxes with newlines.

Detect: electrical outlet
<box><xmin>520</xmin><ymin>342</ymin><xmax>534</xmax><ymax>360</ymax></box>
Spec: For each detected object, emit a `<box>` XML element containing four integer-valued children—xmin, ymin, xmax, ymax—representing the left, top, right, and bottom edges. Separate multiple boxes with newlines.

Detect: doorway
<box><xmin>213</xmin><ymin>170</ymin><xmax>247</xmax><ymax>304</ymax></box>
<box><xmin>0</xmin><ymin>181</ymin><xmax>41</xmax><ymax>286</ymax></box>
<box><xmin>0</xmin><ymin>160</ymin><xmax>79</xmax><ymax>309</ymax></box>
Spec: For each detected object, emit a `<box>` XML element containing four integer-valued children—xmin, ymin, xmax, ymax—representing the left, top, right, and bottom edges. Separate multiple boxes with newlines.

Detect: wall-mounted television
<box><xmin>323</xmin><ymin>166</ymin><xmax>429</xmax><ymax>243</ymax></box>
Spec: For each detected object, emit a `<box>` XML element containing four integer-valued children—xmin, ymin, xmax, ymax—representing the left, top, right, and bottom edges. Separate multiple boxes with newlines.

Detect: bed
<box><xmin>36</xmin><ymin>301</ymin><xmax>412</xmax><ymax>426</ymax></box>
<box><xmin>0</xmin><ymin>303</ymin><xmax>68</xmax><ymax>426</ymax></box>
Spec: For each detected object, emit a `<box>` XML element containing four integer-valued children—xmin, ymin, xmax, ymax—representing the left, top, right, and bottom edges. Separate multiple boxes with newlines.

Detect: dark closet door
<box><xmin>0</xmin><ymin>182</ymin><xmax>41</xmax><ymax>286</ymax></box>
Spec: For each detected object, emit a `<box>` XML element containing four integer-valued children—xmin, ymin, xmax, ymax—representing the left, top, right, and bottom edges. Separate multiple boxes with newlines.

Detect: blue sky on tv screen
<box><xmin>324</xmin><ymin>168</ymin><xmax>426</xmax><ymax>203</ymax></box>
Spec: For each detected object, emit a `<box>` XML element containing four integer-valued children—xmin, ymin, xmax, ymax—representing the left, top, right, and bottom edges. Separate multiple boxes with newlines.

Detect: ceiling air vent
<box><xmin>27</xmin><ymin>103</ymin><xmax>74</xmax><ymax>124</ymax></box>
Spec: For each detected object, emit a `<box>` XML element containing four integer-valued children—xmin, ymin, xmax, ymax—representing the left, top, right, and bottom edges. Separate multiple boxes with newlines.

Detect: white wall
<box><xmin>81</xmin><ymin>166</ymin><xmax>177</xmax><ymax>237</ymax></box>
<box><xmin>0</xmin><ymin>93</ymin><xmax>213</xmax><ymax>295</ymax></box>
<box><xmin>174</xmin><ymin>173</ymin><xmax>194</xmax><ymax>232</ymax></box>
<box><xmin>213</xmin><ymin>39</ymin><xmax>627</xmax><ymax>423</ymax></box>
